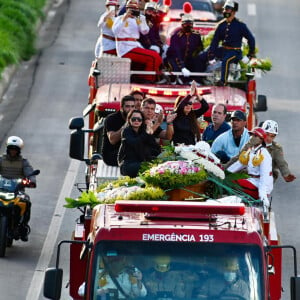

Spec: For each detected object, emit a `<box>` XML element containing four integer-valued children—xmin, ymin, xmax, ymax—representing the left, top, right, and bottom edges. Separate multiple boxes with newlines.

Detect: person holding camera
<box><xmin>112</xmin><ymin>0</ymin><xmax>162</xmax><ymax>83</ymax></box>
<box><xmin>94</xmin><ymin>0</ymin><xmax>120</xmax><ymax>58</ymax></box>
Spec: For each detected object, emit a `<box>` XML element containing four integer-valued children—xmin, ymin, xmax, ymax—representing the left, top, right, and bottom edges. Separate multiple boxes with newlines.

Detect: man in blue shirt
<box><xmin>202</xmin><ymin>103</ymin><xmax>231</xmax><ymax>145</ymax></box>
<box><xmin>211</xmin><ymin>110</ymin><xmax>250</xmax><ymax>163</ymax></box>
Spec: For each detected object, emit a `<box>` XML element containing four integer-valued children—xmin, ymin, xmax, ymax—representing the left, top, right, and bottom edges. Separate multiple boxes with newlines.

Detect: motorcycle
<box><xmin>0</xmin><ymin>169</ymin><xmax>40</xmax><ymax>257</ymax></box>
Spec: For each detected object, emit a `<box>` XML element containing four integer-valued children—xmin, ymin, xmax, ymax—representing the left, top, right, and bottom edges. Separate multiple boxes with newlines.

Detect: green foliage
<box><xmin>65</xmin><ymin>185</ymin><xmax>167</xmax><ymax>209</ymax></box>
<box><xmin>206</xmin><ymin>172</ymin><xmax>260</xmax><ymax>205</ymax></box>
<box><xmin>0</xmin><ymin>0</ymin><xmax>46</xmax><ymax>77</ymax></box>
<box><xmin>65</xmin><ymin>191</ymin><xmax>101</xmax><ymax>208</ymax></box>
<box><xmin>125</xmin><ymin>186</ymin><xmax>167</xmax><ymax>200</ymax></box>
<box><xmin>141</xmin><ymin>168</ymin><xmax>207</xmax><ymax>191</ymax></box>
<box><xmin>156</xmin><ymin>144</ymin><xmax>178</xmax><ymax>161</ymax></box>
<box><xmin>0</xmin><ymin>0</ymin><xmax>42</xmax><ymax>22</ymax></box>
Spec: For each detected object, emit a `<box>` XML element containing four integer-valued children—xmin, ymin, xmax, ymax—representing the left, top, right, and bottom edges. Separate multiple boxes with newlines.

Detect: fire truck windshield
<box><xmin>90</xmin><ymin>242</ymin><xmax>264</xmax><ymax>299</ymax></box>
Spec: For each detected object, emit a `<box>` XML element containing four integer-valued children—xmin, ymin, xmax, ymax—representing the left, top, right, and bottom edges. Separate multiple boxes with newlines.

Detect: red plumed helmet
<box><xmin>183</xmin><ymin>2</ymin><xmax>192</xmax><ymax>14</ymax></box>
<box><xmin>164</xmin><ymin>0</ymin><xmax>172</xmax><ymax>6</ymax></box>
<box><xmin>250</xmin><ymin>127</ymin><xmax>267</xmax><ymax>140</ymax></box>
<box><xmin>181</xmin><ymin>2</ymin><xmax>193</xmax><ymax>23</ymax></box>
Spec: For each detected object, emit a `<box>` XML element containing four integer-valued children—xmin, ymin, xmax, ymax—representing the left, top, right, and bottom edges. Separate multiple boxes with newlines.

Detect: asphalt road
<box><xmin>0</xmin><ymin>0</ymin><xmax>299</xmax><ymax>299</ymax></box>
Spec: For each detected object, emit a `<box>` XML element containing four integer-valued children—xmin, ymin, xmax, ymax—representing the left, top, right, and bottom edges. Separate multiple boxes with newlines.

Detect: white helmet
<box><xmin>6</xmin><ymin>136</ymin><xmax>24</xmax><ymax>149</ymax></box>
<box><xmin>262</xmin><ymin>120</ymin><xmax>278</xmax><ymax>135</ymax></box>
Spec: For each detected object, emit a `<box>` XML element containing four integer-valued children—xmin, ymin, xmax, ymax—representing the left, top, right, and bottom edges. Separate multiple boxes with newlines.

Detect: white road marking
<box><xmin>26</xmin><ymin>159</ymin><xmax>81</xmax><ymax>300</ymax></box>
<box><xmin>248</xmin><ymin>3</ymin><xmax>257</xmax><ymax>16</ymax></box>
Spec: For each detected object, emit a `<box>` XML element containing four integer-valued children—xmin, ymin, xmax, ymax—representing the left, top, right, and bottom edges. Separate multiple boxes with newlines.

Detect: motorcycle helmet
<box><xmin>261</xmin><ymin>120</ymin><xmax>278</xmax><ymax>135</ymax></box>
<box><xmin>6</xmin><ymin>136</ymin><xmax>24</xmax><ymax>150</ymax></box>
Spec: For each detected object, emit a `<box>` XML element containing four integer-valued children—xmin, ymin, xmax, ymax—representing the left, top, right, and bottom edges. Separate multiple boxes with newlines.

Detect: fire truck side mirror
<box><xmin>69</xmin><ymin>117</ymin><xmax>85</xmax><ymax>161</ymax></box>
<box><xmin>43</xmin><ymin>268</ymin><xmax>63</xmax><ymax>300</ymax></box>
<box><xmin>290</xmin><ymin>276</ymin><xmax>300</xmax><ymax>300</ymax></box>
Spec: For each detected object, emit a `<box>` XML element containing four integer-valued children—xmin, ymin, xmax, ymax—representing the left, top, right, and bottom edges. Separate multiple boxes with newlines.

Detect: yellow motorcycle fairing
<box><xmin>0</xmin><ymin>196</ymin><xmax>26</xmax><ymax>216</ymax></box>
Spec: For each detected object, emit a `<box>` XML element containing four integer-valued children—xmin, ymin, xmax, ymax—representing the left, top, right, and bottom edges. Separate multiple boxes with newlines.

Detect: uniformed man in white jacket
<box><xmin>95</xmin><ymin>0</ymin><xmax>120</xmax><ymax>58</ymax></box>
<box><xmin>112</xmin><ymin>0</ymin><xmax>162</xmax><ymax>82</ymax></box>
<box><xmin>227</xmin><ymin>127</ymin><xmax>273</xmax><ymax>209</ymax></box>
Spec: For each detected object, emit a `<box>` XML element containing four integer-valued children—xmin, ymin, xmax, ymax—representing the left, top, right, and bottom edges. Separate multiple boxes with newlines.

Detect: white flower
<box><xmin>175</xmin><ymin>143</ymin><xmax>225</xmax><ymax>179</ymax></box>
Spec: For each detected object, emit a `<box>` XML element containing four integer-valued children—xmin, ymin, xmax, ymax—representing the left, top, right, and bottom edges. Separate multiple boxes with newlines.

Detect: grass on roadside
<box><xmin>0</xmin><ymin>0</ymin><xmax>46</xmax><ymax>78</ymax></box>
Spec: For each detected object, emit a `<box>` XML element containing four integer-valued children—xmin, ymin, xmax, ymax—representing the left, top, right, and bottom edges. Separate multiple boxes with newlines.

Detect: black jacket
<box><xmin>118</xmin><ymin>126</ymin><xmax>160</xmax><ymax>166</ymax></box>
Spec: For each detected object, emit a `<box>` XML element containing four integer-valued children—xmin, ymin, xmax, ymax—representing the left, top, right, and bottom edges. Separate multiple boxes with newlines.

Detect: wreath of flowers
<box><xmin>174</xmin><ymin>142</ymin><xmax>225</xmax><ymax>180</ymax></box>
<box><xmin>141</xmin><ymin>160</ymin><xmax>207</xmax><ymax>190</ymax></box>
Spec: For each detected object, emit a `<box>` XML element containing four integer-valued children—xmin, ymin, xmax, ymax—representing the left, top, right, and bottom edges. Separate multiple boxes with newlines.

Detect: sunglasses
<box><xmin>131</xmin><ymin>117</ymin><xmax>142</xmax><ymax>122</ymax></box>
<box><xmin>185</xmin><ymin>101</ymin><xmax>193</xmax><ymax>106</ymax></box>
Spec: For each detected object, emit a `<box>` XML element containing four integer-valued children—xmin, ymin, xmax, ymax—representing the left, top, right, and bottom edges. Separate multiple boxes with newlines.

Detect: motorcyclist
<box><xmin>0</xmin><ymin>136</ymin><xmax>37</xmax><ymax>241</ymax></box>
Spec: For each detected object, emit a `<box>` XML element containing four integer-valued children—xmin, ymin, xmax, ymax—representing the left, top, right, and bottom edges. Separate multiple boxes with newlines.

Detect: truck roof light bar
<box><xmin>114</xmin><ymin>201</ymin><xmax>245</xmax><ymax>216</ymax></box>
<box><xmin>131</xmin><ymin>87</ymin><xmax>211</xmax><ymax>97</ymax></box>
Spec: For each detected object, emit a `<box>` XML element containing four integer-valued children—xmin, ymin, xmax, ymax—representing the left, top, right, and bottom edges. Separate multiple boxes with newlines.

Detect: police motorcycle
<box><xmin>0</xmin><ymin>169</ymin><xmax>40</xmax><ymax>257</ymax></box>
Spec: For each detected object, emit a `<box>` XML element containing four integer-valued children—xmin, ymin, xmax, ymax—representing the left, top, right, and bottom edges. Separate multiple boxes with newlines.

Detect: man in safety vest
<box><xmin>0</xmin><ymin>136</ymin><xmax>37</xmax><ymax>241</ymax></box>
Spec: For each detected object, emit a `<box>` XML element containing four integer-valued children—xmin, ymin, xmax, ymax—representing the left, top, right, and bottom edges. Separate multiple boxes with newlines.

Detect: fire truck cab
<box><xmin>44</xmin><ymin>198</ymin><xmax>300</xmax><ymax>300</ymax></box>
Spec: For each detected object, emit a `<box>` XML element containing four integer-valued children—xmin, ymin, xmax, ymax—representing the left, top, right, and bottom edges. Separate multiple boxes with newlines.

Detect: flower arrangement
<box><xmin>64</xmin><ymin>143</ymin><xmax>252</xmax><ymax>209</ymax></box>
<box><xmin>141</xmin><ymin>160</ymin><xmax>207</xmax><ymax>190</ymax></box>
<box><xmin>248</xmin><ymin>57</ymin><xmax>272</xmax><ymax>72</ymax></box>
<box><xmin>174</xmin><ymin>142</ymin><xmax>225</xmax><ymax>180</ymax></box>
<box><xmin>65</xmin><ymin>177</ymin><xmax>166</xmax><ymax>209</ymax></box>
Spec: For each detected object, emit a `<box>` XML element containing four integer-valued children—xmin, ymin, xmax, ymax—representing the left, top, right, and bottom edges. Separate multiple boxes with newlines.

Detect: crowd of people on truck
<box><xmin>100</xmin><ymin>81</ymin><xmax>295</xmax><ymax>211</ymax></box>
<box><xmin>96</xmin><ymin>0</ymin><xmax>295</xmax><ymax>208</ymax></box>
<box><xmin>95</xmin><ymin>0</ymin><xmax>256</xmax><ymax>85</ymax></box>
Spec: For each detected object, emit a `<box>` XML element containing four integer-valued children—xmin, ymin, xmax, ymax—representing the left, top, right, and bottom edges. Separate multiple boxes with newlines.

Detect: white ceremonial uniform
<box><xmin>112</xmin><ymin>14</ymin><xmax>149</xmax><ymax>57</ymax></box>
<box><xmin>95</xmin><ymin>11</ymin><xmax>116</xmax><ymax>57</ymax></box>
<box><xmin>227</xmin><ymin>145</ymin><xmax>273</xmax><ymax>200</ymax></box>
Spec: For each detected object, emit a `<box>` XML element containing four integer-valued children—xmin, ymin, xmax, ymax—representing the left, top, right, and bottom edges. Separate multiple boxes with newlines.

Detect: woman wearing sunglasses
<box><xmin>118</xmin><ymin>109</ymin><xmax>161</xmax><ymax>177</ymax></box>
<box><xmin>170</xmin><ymin>81</ymin><xmax>209</xmax><ymax>145</ymax></box>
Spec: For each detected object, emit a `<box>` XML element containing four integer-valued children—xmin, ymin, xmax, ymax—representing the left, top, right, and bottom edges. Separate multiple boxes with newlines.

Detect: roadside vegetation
<box><xmin>0</xmin><ymin>0</ymin><xmax>47</xmax><ymax>78</ymax></box>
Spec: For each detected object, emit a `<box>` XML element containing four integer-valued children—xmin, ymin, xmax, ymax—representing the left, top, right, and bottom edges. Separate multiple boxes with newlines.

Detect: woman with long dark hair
<box><xmin>118</xmin><ymin>109</ymin><xmax>160</xmax><ymax>177</ymax></box>
<box><xmin>170</xmin><ymin>82</ymin><xmax>209</xmax><ymax>145</ymax></box>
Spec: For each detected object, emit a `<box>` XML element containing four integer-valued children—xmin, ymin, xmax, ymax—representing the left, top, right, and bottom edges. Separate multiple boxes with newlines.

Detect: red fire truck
<box><xmin>43</xmin><ymin>57</ymin><xmax>298</xmax><ymax>299</ymax></box>
<box><xmin>43</xmin><ymin>160</ymin><xmax>300</xmax><ymax>300</ymax></box>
